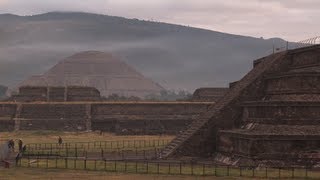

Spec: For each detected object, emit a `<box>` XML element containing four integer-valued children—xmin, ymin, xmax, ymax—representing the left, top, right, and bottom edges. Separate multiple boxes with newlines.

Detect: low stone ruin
<box><xmin>10</xmin><ymin>86</ymin><xmax>101</xmax><ymax>102</ymax></box>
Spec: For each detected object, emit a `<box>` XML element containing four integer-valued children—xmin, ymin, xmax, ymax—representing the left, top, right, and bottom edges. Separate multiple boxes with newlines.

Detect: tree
<box><xmin>0</xmin><ymin>85</ymin><xmax>8</xmax><ymax>98</ymax></box>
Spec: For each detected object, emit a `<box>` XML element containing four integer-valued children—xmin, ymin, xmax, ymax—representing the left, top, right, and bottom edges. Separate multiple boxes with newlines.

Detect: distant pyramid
<box><xmin>18</xmin><ymin>51</ymin><xmax>164</xmax><ymax>98</ymax></box>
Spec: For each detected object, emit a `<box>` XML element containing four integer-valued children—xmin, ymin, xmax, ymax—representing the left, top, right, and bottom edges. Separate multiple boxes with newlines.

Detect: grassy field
<box><xmin>0</xmin><ymin>131</ymin><xmax>174</xmax><ymax>145</ymax></box>
<box><xmin>0</xmin><ymin>131</ymin><xmax>179</xmax><ymax>179</ymax></box>
<box><xmin>1</xmin><ymin>131</ymin><xmax>319</xmax><ymax>179</ymax></box>
<box><xmin>17</xmin><ymin>158</ymin><xmax>319</xmax><ymax>179</ymax></box>
<box><xmin>0</xmin><ymin>168</ymin><xmax>239</xmax><ymax>180</ymax></box>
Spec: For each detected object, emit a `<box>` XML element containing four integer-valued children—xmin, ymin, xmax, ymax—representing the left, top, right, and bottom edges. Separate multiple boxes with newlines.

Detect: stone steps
<box><xmin>160</xmin><ymin>51</ymin><xmax>287</xmax><ymax>159</ymax></box>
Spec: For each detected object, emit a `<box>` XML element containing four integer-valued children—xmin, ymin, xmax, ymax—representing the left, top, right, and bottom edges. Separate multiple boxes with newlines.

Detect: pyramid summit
<box><xmin>18</xmin><ymin>51</ymin><xmax>165</xmax><ymax>98</ymax></box>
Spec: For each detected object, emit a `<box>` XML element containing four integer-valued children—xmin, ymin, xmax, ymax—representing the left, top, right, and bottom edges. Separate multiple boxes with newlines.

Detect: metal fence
<box><xmin>272</xmin><ymin>36</ymin><xmax>320</xmax><ymax>54</ymax></box>
<box><xmin>17</xmin><ymin>157</ymin><xmax>320</xmax><ymax>179</ymax></box>
<box><xmin>26</xmin><ymin>139</ymin><xmax>171</xmax><ymax>151</ymax></box>
<box><xmin>296</xmin><ymin>36</ymin><xmax>320</xmax><ymax>48</ymax></box>
<box><xmin>23</xmin><ymin>147</ymin><xmax>161</xmax><ymax>160</ymax></box>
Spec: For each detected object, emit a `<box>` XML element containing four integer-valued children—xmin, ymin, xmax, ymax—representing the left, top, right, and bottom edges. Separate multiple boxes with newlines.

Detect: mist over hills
<box><xmin>0</xmin><ymin>12</ymin><xmax>289</xmax><ymax>92</ymax></box>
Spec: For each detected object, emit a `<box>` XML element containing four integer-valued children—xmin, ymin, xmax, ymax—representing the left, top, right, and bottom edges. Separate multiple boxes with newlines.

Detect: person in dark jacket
<box><xmin>58</xmin><ymin>136</ymin><xmax>63</xmax><ymax>145</ymax></box>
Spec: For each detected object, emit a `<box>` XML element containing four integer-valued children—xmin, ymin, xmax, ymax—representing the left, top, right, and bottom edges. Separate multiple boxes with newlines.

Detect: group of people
<box><xmin>0</xmin><ymin>139</ymin><xmax>26</xmax><ymax>168</ymax></box>
<box><xmin>1</xmin><ymin>136</ymin><xmax>64</xmax><ymax>168</ymax></box>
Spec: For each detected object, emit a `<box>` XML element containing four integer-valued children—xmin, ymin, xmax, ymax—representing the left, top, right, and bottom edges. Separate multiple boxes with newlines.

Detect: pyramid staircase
<box><xmin>217</xmin><ymin>45</ymin><xmax>320</xmax><ymax>166</ymax></box>
<box><xmin>160</xmin><ymin>52</ymin><xmax>287</xmax><ymax>158</ymax></box>
<box><xmin>160</xmin><ymin>45</ymin><xmax>320</xmax><ymax>160</ymax></box>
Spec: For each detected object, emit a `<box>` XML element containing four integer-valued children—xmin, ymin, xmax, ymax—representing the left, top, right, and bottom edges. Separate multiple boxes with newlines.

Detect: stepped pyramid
<box><xmin>160</xmin><ymin>45</ymin><xmax>320</xmax><ymax>166</ymax></box>
<box><xmin>18</xmin><ymin>51</ymin><xmax>164</xmax><ymax>98</ymax></box>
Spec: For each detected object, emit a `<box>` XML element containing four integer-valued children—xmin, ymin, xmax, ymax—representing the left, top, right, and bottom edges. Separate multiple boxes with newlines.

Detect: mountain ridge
<box><xmin>0</xmin><ymin>12</ymin><xmax>290</xmax><ymax>91</ymax></box>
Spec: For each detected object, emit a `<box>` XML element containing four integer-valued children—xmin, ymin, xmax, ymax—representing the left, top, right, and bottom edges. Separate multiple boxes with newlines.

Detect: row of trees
<box><xmin>103</xmin><ymin>90</ymin><xmax>192</xmax><ymax>102</ymax></box>
<box><xmin>0</xmin><ymin>85</ymin><xmax>8</xmax><ymax>99</ymax></box>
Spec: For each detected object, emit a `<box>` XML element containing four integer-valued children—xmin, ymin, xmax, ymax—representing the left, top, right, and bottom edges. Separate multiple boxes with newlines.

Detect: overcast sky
<box><xmin>0</xmin><ymin>0</ymin><xmax>318</xmax><ymax>41</ymax></box>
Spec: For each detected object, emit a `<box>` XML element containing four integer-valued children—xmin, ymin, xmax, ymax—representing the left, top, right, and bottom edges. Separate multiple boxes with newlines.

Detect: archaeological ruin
<box><xmin>9</xmin><ymin>86</ymin><xmax>101</xmax><ymax>102</ymax></box>
<box><xmin>160</xmin><ymin>45</ymin><xmax>320</xmax><ymax>167</ymax></box>
<box><xmin>17</xmin><ymin>51</ymin><xmax>164</xmax><ymax>98</ymax></box>
<box><xmin>0</xmin><ymin>86</ymin><xmax>216</xmax><ymax>134</ymax></box>
<box><xmin>1</xmin><ymin>44</ymin><xmax>319</xmax><ymax>168</ymax></box>
<box><xmin>0</xmin><ymin>100</ymin><xmax>214</xmax><ymax>134</ymax></box>
<box><xmin>192</xmin><ymin>88</ymin><xmax>229</xmax><ymax>102</ymax></box>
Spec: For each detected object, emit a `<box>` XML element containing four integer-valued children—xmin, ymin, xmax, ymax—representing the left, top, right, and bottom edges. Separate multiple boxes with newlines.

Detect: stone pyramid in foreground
<box><xmin>161</xmin><ymin>45</ymin><xmax>320</xmax><ymax>167</ymax></box>
<box><xmin>18</xmin><ymin>51</ymin><xmax>164</xmax><ymax>98</ymax></box>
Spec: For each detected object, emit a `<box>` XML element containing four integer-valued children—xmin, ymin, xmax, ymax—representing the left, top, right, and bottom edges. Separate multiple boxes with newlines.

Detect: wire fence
<box><xmin>296</xmin><ymin>36</ymin><xmax>320</xmax><ymax>48</ymax></box>
<box><xmin>23</xmin><ymin>147</ymin><xmax>161</xmax><ymax>160</ymax></box>
<box><xmin>26</xmin><ymin>139</ymin><xmax>171</xmax><ymax>151</ymax></box>
<box><xmin>271</xmin><ymin>36</ymin><xmax>320</xmax><ymax>54</ymax></box>
<box><xmin>23</xmin><ymin>139</ymin><xmax>171</xmax><ymax>160</ymax></box>
<box><xmin>16</xmin><ymin>157</ymin><xmax>320</xmax><ymax>179</ymax></box>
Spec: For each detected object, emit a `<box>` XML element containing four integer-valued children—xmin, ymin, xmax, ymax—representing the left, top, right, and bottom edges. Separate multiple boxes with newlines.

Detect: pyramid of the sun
<box><xmin>18</xmin><ymin>51</ymin><xmax>164</xmax><ymax>98</ymax></box>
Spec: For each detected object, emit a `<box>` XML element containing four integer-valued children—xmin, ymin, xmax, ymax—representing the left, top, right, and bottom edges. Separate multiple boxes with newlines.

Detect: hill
<box><xmin>0</xmin><ymin>12</ymin><xmax>290</xmax><ymax>91</ymax></box>
<box><xmin>17</xmin><ymin>51</ymin><xmax>164</xmax><ymax>98</ymax></box>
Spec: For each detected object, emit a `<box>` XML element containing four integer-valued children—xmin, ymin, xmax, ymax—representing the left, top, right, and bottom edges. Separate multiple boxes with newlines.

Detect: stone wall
<box><xmin>11</xmin><ymin>86</ymin><xmax>101</xmax><ymax>102</ymax></box>
<box><xmin>0</xmin><ymin>102</ymin><xmax>213</xmax><ymax>134</ymax></box>
<box><xmin>91</xmin><ymin>103</ymin><xmax>209</xmax><ymax>134</ymax></box>
<box><xmin>192</xmin><ymin>88</ymin><xmax>229</xmax><ymax>102</ymax></box>
<box><xmin>0</xmin><ymin>104</ymin><xmax>16</xmax><ymax>131</ymax></box>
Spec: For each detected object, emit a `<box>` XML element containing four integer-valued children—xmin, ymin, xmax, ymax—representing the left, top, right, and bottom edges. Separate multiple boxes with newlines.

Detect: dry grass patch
<box><xmin>0</xmin><ymin>131</ymin><xmax>174</xmax><ymax>145</ymax></box>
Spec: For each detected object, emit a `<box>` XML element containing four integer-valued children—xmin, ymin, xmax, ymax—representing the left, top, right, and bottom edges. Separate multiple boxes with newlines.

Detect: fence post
<box><xmin>28</xmin><ymin>155</ymin><xmax>30</xmax><ymax>168</ymax></box>
<box><xmin>94</xmin><ymin>160</ymin><xmax>97</xmax><ymax>171</ymax></box>
<box><xmin>135</xmin><ymin>161</ymin><xmax>138</xmax><ymax>173</ymax></box>
<box><xmin>157</xmin><ymin>162</ymin><xmax>160</xmax><ymax>174</ymax></box>
<box><xmin>265</xmin><ymin>167</ymin><xmax>268</xmax><ymax>178</ymax></box>
<box><xmin>50</xmin><ymin>144</ymin><xmax>52</xmax><ymax>155</ymax></box>
<box><xmin>114</xmin><ymin>161</ymin><xmax>117</xmax><ymax>172</ymax></box>
<box><xmin>146</xmin><ymin>161</ymin><xmax>149</xmax><ymax>174</ymax></box>
<box><xmin>101</xmin><ymin>149</ymin><xmax>104</xmax><ymax>159</ymax></box>
<box><xmin>305</xmin><ymin>166</ymin><xmax>308</xmax><ymax>179</ymax></box>
<box><xmin>46</xmin><ymin>153</ymin><xmax>49</xmax><ymax>168</ymax></box>
<box><xmin>214</xmin><ymin>164</ymin><xmax>217</xmax><ymax>176</ymax></box>
<box><xmin>292</xmin><ymin>167</ymin><xmax>294</xmax><ymax>178</ymax></box>
<box><xmin>227</xmin><ymin>165</ymin><xmax>230</xmax><ymax>176</ymax></box>
<box><xmin>74</xmin><ymin>159</ymin><xmax>77</xmax><ymax>169</ymax></box>
<box><xmin>278</xmin><ymin>167</ymin><xmax>281</xmax><ymax>178</ymax></box>
<box><xmin>65</xmin><ymin>158</ymin><xmax>68</xmax><ymax>169</ymax></box>
<box><xmin>202</xmin><ymin>164</ymin><xmax>205</xmax><ymax>176</ymax></box>
<box><xmin>179</xmin><ymin>162</ymin><xmax>182</xmax><ymax>175</ymax></box>
<box><xmin>191</xmin><ymin>162</ymin><xmax>194</xmax><ymax>175</ymax></box>
<box><xmin>252</xmin><ymin>167</ymin><xmax>255</xmax><ymax>177</ymax></box>
<box><xmin>37</xmin><ymin>152</ymin><xmax>39</xmax><ymax>168</ymax></box>
<box><xmin>66</xmin><ymin>145</ymin><xmax>69</xmax><ymax>157</ymax></box>
<box><xmin>84</xmin><ymin>159</ymin><xmax>87</xmax><ymax>170</ymax></box>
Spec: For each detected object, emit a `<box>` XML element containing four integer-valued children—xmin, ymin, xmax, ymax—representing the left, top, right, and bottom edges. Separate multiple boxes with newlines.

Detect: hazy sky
<box><xmin>0</xmin><ymin>0</ymin><xmax>318</xmax><ymax>41</ymax></box>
